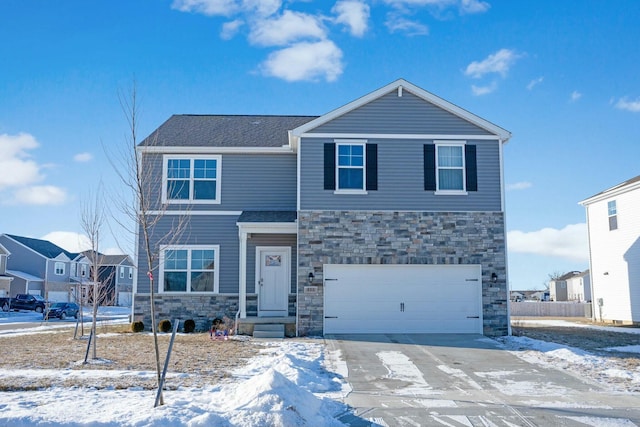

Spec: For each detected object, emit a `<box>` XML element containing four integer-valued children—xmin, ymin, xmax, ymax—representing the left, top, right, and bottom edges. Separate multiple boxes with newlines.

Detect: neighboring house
<box><xmin>580</xmin><ymin>175</ymin><xmax>640</xmax><ymax>324</ymax></box>
<box><xmin>133</xmin><ymin>79</ymin><xmax>512</xmax><ymax>336</ymax></box>
<box><xmin>510</xmin><ymin>291</ymin><xmax>524</xmax><ymax>302</ymax></box>
<box><xmin>549</xmin><ymin>270</ymin><xmax>591</xmax><ymax>302</ymax></box>
<box><xmin>0</xmin><ymin>234</ymin><xmax>76</xmax><ymax>299</ymax></box>
<box><xmin>95</xmin><ymin>254</ymin><xmax>135</xmax><ymax>306</ymax></box>
<box><xmin>0</xmin><ymin>243</ymin><xmax>13</xmax><ymax>296</ymax></box>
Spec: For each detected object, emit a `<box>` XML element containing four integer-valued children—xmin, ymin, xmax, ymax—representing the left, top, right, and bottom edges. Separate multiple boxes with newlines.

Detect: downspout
<box><xmin>584</xmin><ymin>205</ymin><xmax>596</xmax><ymax>321</ymax></box>
<box><xmin>499</xmin><ymin>138</ymin><xmax>512</xmax><ymax>336</ymax></box>
<box><xmin>238</xmin><ymin>229</ymin><xmax>247</xmax><ymax>319</ymax></box>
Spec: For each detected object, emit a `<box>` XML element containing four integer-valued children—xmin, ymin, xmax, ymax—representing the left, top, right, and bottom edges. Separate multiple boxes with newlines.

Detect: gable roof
<box><xmin>139</xmin><ymin>115</ymin><xmax>317</xmax><ymax>149</ymax></box>
<box><xmin>580</xmin><ymin>174</ymin><xmax>640</xmax><ymax>206</ymax></box>
<box><xmin>291</xmin><ymin>79</ymin><xmax>511</xmax><ymax>141</ymax></box>
<box><xmin>80</xmin><ymin>251</ymin><xmax>132</xmax><ymax>266</ymax></box>
<box><xmin>4</xmin><ymin>234</ymin><xmax>75</xmax><ymax>260</ymax></box>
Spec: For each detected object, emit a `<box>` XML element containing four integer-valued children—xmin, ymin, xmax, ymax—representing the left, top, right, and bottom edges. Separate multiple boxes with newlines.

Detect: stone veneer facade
<box><xmin>297</xmin><ymin>210</ymin><xmax>508</xmax><ymax>337</ymax></box>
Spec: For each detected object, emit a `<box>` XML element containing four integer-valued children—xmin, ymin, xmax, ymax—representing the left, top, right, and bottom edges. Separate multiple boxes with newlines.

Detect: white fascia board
<box><xmin>138</xmin><ymin>146</ymin><xmax>294</xmax><ymax>154</ymax></box>
<box><xmin>144</xmin><ymin>210</ymin><xmax>243</xmax><ymax>216</ymax></box>
<box><xmin>579</xmin><ymin>180</ymin><xmax>640</xmax><ymax>206</ymax></box>
<box><xmin>291</xmin><ymin>78</ymin><xmax>512</xmax><ymax>141</ymax></box>
<box><xmin>6</xmin><ymin>269</ymin><xmax>44</xmax><ymax>282</ymax></box>
<box><xmin>236</xmin><ymin>222</ymin><xmax>298</xmax><ymax>234</ymax></box>
<box><xmin>0</xmin><ymin>243</ymin><xmax>9</xmax><ymax>256</ymax></box>
<box><xmin>5</xmin><ymin>236</ymin><xmax>48</xmax><ymax>262</ymax></box>
<box><xmin>297</xmin><ymin>133</ymin><xmax>503</xmax><ymax>141</ymax></box>
<box><xmin>54</xmin><ymin>253</ymin><xmax>71</xmax><ymax>261</ymax></box>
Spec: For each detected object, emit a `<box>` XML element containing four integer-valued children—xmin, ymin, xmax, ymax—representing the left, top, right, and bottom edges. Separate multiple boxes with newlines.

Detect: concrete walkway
<box><xmin>326</xmin><ymin>334</ymin><xmax>640</xmax><ymax>427</ymax></box>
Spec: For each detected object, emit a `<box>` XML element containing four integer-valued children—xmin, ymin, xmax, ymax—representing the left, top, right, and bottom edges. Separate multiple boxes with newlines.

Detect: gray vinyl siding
<box><xmin>142</xmin><ymin>153</ymin><xmax>296</xmax><ymax>211</ymax></box>
<box><xmin>46</xmin><ymin>259</ymin><xmax>70</xmax><ymax>283</ymax></box>
<box><xmin>136</xmin><ymin>215</ymin><xmax>240</xmax><ymax>294</ymax></box>
<box><xmin>310</xmin><ymin>91</ymin><xmax>493</xmax><ymax>135</ymax></box>
<box><xmin>0</xmin><ymin>236</ymin><xmax>46</xmax><ymax>278</ymax></box>
<box><xmin>300</xmin><ymin>138</ymin><xmax>502</xmax><ymax>211</ymax></box>
<box><xmin>246</xmin><ymin>234</ymin><xmax>297</xmax><ymax>294</ymax></box>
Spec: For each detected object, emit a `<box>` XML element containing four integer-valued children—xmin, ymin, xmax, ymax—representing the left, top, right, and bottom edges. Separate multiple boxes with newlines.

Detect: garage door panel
<box><xmin>324</xmin><ymin>264</ymin><xmax>482</xmax><ymax>334</ymax></box>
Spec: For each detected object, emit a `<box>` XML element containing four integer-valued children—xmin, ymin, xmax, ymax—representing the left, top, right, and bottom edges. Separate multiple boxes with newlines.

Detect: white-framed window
<box><xmin>80</xmin><ymin>263</ymin><xmax>88</xmax><ymax>277</ymax></box>
<box><xmin>159</xmin><ymin>245</ymin><xmax>220</xmax><ymax>293</ymax></box>
<box><xmin>54</xmin><ymin>262</ymin><xmax>65</xmax><ymax>276</ymax></box>
<box><xmin>163</xmin><ymin>155</ymin><xmax>221</xmax><ymax>204</ymax></box>
<box><xmin>435</xmin><ymin>142</ymin><xmax>466</xmax><ymax>194</ymax></box>
<box><xmin>129</xmin><ymin>268</ymin><xmax>133</xmax><ymax>279</ymax></box>
<box><xmin>120</xmin><ymin>266</ymin><xmax>125</xmax><ymax>278</ymax></box>
<box><xmin>336</xmin><ymin>141</ymin><xmax>366</xmax><ymax>193</ymax></box>
<box><xmin>607</xmin><ymin>200</ymin><xmax>618</xmax><ymax>231</ymax></box>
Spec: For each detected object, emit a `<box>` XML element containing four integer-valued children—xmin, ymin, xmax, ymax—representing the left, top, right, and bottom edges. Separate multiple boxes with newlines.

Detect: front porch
<box><xmin>236</xmin><ymin>316</ymin><xmax>297</xmax><ymax>337</ymax></box>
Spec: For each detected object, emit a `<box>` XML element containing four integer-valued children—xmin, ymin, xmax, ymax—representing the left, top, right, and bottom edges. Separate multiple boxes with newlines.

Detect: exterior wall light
<box><xmin>491</xmin><ymin>272</ymin><xmax>498</xmax><ymax>283</ymax></box>
<box><xmin>308</xmin><ymin>272</ymin><xmax>314</xmax><ymax>284</ymax></box>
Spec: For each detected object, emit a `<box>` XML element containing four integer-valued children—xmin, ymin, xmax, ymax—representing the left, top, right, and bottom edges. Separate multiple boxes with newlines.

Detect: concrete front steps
<box><xmin>252</xmin><ymin>323</ymin><xmax>285</xmax><ymax>339</ymax></box>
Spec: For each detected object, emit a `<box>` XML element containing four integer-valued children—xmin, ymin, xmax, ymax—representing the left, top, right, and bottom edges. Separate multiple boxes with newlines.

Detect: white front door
<box><xmin>257</xmin><ymin>247</ymin><xmax>290</xmax><ymax>317</ymax></box>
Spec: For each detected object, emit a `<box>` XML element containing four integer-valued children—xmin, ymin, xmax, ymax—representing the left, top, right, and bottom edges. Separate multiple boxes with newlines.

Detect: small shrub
<box><xmin>158</xmin><ymin>319</ymin><xmax>172</xmax><ymax>333</ymax></box>
<box><xmin>131</xmin><ymin>321</ymin><xmax>144</xmax><ymax>333</ymax></box>
<box><xmin>183</xmin><ymin>319</ymin><xmax>196</xmax><ymax>333</ymax></box>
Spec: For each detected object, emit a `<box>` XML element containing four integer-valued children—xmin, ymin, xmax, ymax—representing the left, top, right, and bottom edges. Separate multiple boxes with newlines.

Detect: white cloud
<box><xmin>260</xmin><ymin>40</ymin><xmax>343</xmax><ymax>82</ymax></box>
<box><xmin>459</xmin><ymin>0</ymin><xmax>490</xmax><ymax>14</ymax></box>
<box><xmin>385</xmin><ymin>14</ymin><xmax>429</xmax><ymax>36</ymax></box>
<box><xmin>507</xmin><ymin>223</ymin><xmax>589</xmax><ymax>262</ymax></box>
<box><xmin>12</xmin><ymin>185</ymin><xmax>68</xmax><ymax>205</ymax></box>
<box><xmin>171</xmin><ymin>0</ymin><xmax>239</xmax><ymax>16</ymax></box>
<box><xmin>615</xmin><ymin>97</ymin><xmax>640</xmax><ymax>112</ymax></box>
<box><xmin>464</xmin><ymin>48</ymin><xmax>520</xmax><ymax>79</ymax></box>
<box><xmin>506</xmin><ymin>181</ymin><xmax>533</xmax><ymax>191</ymax></box>
<box><xmin>41</xmin><ymin>231</ymin><xmax>92</xmax><ymax>253</ymax></box>
<box><xmin>249</xmin><ymin>10</ymin><xmax>326</xmax><ymax>46</ymax></box>
<box><xmin>527</xmin><ymin>76</ymin><xmax>543</xmax><ymax>90</ymax></box>
<box><xmin>570</xmin><ymin>91</ymin><xmax>582</xmax><ymax>102</ymax></box>
<box><xmin>332</xmin><ymin>0</ymin><xmax>370</xmax><ymax>37</ymax></box>
<box><xmin>73</xmin><ymin>152</ymin><xmax>93</xmax><ymax>162</ymax></box>
<box><xmin>0</xmin><ymin>133</ymin><xmax>43</xmax><ymax>190</ymax></box>
<box><xmin>221</xmin><ymin>19</ymin><xmax>244</xmax><ymax>39</ymax></box>
<box><xmin>471</xmin><ymin>82</ymin><xmax>497</xmax><ymax>96</ymax></box>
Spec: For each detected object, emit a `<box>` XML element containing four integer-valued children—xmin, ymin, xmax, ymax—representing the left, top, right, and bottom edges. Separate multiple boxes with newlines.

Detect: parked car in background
<box><xmin>0</xmin><ymin>294</ymin><xmax>47</xmax><ymax>313</ymax></box>
<box><xmin>44</xmin><ymin>302</ymin><xmax>80</xmax><ymax>320</ymax></box>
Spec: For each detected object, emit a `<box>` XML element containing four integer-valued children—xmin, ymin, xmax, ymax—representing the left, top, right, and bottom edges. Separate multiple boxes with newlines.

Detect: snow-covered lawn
<box><xmin>0</xmin><ymin>311</ymin><xmax>638</xmax><ymax>426</ymax></box>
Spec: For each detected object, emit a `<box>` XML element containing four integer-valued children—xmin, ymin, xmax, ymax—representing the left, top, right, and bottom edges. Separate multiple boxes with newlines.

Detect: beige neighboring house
<box><xmin>580</xmin><ymin>175</ymin><xmax>640</xmax><ymax>324</ymax></box>
<box><xmin>549</xmin><ymin>270</ymin><xmax>591</xmax><ymax>302</ymax></box>
<box><xmin>0</xmin><ymin>243</ymin><xmax>13</xmax><ymax>296</ymax></box>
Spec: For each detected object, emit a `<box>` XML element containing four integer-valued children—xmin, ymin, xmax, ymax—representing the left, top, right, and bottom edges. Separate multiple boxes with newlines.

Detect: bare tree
<box><xmin>80</xmin><ymin>188</ymin><xmax>117</xmax><ymax>359</ymax></box>
<box><xmin>544</xmin><ymin>270</ymin><xmax>564</xmax><ymax>290</ymax></box>
<box><xmin>108</xmin><ymin>82</ymin><xmax>189</xmax><ymax>406</ymax></box>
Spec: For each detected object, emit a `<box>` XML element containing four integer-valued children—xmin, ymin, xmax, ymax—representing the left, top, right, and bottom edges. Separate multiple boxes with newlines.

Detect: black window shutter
<box><xmin>365</xmin><ymin>144</ymin><xmax>378</xmax><ymax>191</ymax></box>
<box><xmin>324</xmin><ymin>143</ymin><xmax>336</xmax><ymax>190</ymax></box>
<box><xmin>423</xmin><ymin>144</ymin><xmax>436</xmax><ymax>191</ymax></box>
<box><xmin>465</xmin><ymin>145</ymin><xmax>478</xmax><ymax>192</ymax></box>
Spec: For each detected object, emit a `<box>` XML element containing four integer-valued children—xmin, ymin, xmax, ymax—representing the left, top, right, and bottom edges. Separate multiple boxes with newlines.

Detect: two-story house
<box><xmin>95</xmin><ymin>254</ymin><xmax>135</xmax><ymax>306</ymax></box>
<box><xmin>133</xmin><ymin>79</ymin><xmax>511</xmax><ymax>336</ymax></box>
<box><xmin>580</xmin><ymin>175</ymin><xmax>640</xmax><ymax>324</ymax></box>
<box><xmin>0</xmin><ymin>243</ymin><xmax>13</xmax><ymax>297</ymax></box>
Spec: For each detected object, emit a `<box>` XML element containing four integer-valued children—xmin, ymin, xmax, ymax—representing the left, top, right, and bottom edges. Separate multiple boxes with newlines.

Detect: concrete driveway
<box><xmin>325</xmin><ymin>334</ymin><xmax>640</xmax><ymax>427</ymax></box>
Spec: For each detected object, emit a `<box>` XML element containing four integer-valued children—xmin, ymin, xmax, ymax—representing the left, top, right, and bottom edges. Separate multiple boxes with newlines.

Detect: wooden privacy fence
<box><xmin>511</xmin><ymin>302</ymin><xmax>592</xmax><ymax>318</ymax></box>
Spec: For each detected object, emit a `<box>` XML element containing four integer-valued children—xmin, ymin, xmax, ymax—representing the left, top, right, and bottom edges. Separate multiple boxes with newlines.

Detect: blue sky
<box><xmin>1</xmin><ymin>0</ymin><xmax>639</xmax><ymax>290</ymax></box>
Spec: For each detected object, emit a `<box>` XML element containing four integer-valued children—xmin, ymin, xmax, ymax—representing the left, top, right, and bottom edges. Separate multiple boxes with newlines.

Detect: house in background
<box><xmin>133</xmin><ymin>79</ymin><xmax>511</xmax><ymax>337</ymax></box>
<box><xmin>580</xmin><ymin>175</ymin><xmax>640</xmax><ymax>324</ymax></box>
<box><xmin>549</xmin><ymin>270</ymin><xmax>591</xmax><ymax>302</ymax></box>
<box><xmin>94</xmin><ymin>254</ymin><xmax>135</xmax><ymax>306</ymax></box>
<box><xmin>0</xmin><ymin>234</ymin><xmax>133</xmax><ymax>306</ymax></box>
<box><xmin>0</xmin><ymin>243</ymin><xmax>13</xmax><ymax>296</ymax></box>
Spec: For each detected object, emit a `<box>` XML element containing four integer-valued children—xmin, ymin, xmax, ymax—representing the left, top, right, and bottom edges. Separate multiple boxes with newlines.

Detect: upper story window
<box><xmin>120</xmin><ymin>266</ymin><xmax>125</xmax><ymax>278</ymax></box>
<box><xmin>163</xmin><ymin>155</ymin><xmax>221</xmax><ymax>204</ymax></box>
<box><xmin>337</xmin><ymin>143</ymin><xmax>365</xmax><ymax>191</ymax></box>
<box><xmin>424</xmin><ymin>142</ymin><xmax>477</xmax><ymax>194</ymax></box>
<box><xmin>607</xmin><ymin>200</ymin><xmax>618</xmax><ymax>231</ymax></box>
<box><xmin>54</xmin><ymin>262</ymin><xmax>65</xmax><ymax>276</ymax></box>
<box><xmin>129</xmin><ymin>268</ymin><xmax>133</xmax><ymax>279</ymax></box>
<box><xmin>80</xmin><ymin>263</ymin><xmax>88</xmax><ymax>277</ymax></box>
<box><xmin>436</xmin><ymin>144</ymin><xmax>465</xmax><ymax>192</ymax></box>
<box><xmin>160</xmin><ymin>246</ymin><xmax>219</xmax><ymax>293</ymax></box>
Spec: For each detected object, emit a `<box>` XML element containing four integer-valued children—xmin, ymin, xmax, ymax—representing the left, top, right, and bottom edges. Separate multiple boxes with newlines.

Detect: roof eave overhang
<box><xmin>579</xmin><ymin>180</ymin><xmax>640</xmax><ymax>206</ymax></box>
<box><xmin>236</xmin><ymin>221</ymin><xmax>297</xmax><ymax>235</ymax></box>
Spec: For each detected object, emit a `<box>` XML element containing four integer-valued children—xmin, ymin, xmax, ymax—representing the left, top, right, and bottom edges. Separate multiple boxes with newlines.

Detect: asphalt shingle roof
<box><xmin>237</xmin><ymin>211</ymin><xmax>297</xmax><ymax>223</ymax></box>
<box><xmin>6</xmin><ymin>234</ymin><xmax>75</xmax><ymax>259</ymax></box>
<box><xmin>139</xmin><ymin>115</ymin><xmax>318</xmax><ymax>148</ymax></box>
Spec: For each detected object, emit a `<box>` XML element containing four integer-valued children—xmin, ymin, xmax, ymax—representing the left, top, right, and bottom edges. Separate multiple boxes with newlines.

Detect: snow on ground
<box><xmin>0</xmin><ymin>313</ymin><xmax>639</xmax><ymax>425</ymax></box>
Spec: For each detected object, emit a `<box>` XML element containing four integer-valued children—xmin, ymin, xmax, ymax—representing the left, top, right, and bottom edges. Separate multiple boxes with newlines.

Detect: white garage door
<box><xmin>324</xmin><ymin>264</ymin><xmax>483</xmax><ymax>334</ymax></box>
